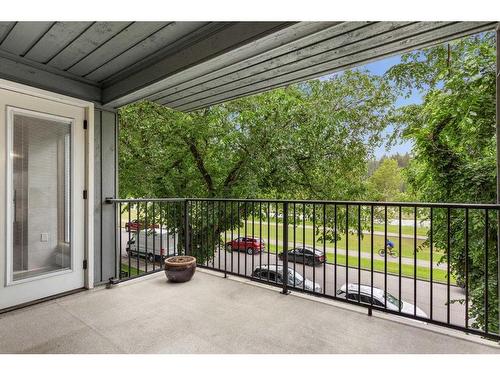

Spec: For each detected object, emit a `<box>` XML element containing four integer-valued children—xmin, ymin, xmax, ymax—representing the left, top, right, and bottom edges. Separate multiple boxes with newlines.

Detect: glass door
<box><xmin>9</xmin><ymin>110</ymin><xmax>73</xmax><ymax>283</ymax></box>
<box><xmin>0</xmin><ymin>87</ymin><xmax>86</xmax><ymax>310</ymax></box>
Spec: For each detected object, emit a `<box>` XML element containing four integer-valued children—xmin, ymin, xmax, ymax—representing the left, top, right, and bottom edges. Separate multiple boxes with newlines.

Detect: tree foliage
<box><xmin>367</xmin><ymin>158</ymin><xmax>405</xmax><ymax>202</ymax></box>
<box><xmin>387</xmin><ymin>32</ymin><xmax>498</xmax><ymax>333</ymax></box>
<box><xmin>119</xmin><ymin>70</ymin><xmax>395</xmax><ymax>260</ymax></box>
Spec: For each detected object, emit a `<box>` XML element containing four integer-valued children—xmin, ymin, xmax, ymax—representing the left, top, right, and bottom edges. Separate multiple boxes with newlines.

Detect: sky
<box><xmin>320</xmin><ymin>55</ymin><xmax>423</xmax><ymax>159</ymax></box>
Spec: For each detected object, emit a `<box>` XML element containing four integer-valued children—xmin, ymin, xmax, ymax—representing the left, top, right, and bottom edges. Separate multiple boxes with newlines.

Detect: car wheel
<box><xmin>225</xmin><ymin>244</ymin><xmax>232</xmax><ymax>252</ymax></box>
<box><xmin>147</xmin><ymin>253</ymin><xmax>155</xmax><ymax>263</ymax></box>
<box><xmin>306</xmin><ymin>258</ymin><xmax>314</xmax><ymax>267</ymax></box>
<box><xmin>246</xmin><ymin>248</ymin><xmax>254</xmax><ymax>255</ymax></box>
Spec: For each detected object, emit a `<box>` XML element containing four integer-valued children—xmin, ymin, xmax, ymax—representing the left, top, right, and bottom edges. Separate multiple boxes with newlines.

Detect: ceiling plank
<box><xmin>47</xmin><ymin>22</ymin><xmax>131</xmax><ymax>71</ymax></box>
<box><xmin>101</xmin><ymin>22</ymin><xmax>293</xmax><ymax>106</ymax></box>
<box><xmin>160</xmin><ymin>21</ymin><xmax>417</xmax><ymax>107</ymax></box>
<box><xmin>177</xmin><ymin>22</ymin><xmax>497</xmax><ymax>112</ymax></box>
<box><xmin>24</xmin><ymin>22</ymin><xmax>93</xmax><ymax>63</ymax></box>
<box><xmin>1</xmin><ymin>22</ymin><xmax>54</xmax><ymax>56</ymax></box>
<box><xmin>69</xmin><ymin>22</ymin><xmax>168</xmax><ymax>77</ymax></box>
<box><xmin>144</xmin><ymin>21</ymin><xmax>362</xmax><ymax>103</ymax></box>
<box><xmin>86</xmin><ymin>22</ymin><xmax>207</xmax><ymax>83</ymax></box>
<box><xmin>0</xmin><ymin>22</ymin><xmax>16</xmax><ymax>44</ymax></box>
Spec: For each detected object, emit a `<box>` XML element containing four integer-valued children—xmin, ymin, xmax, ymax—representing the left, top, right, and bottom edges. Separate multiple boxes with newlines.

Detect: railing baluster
<box><xmin>345</xmin><ymin>204</ymin><xmax>349</xmax><ymax>300</ymax></box>
<box><xmin>152</xmin><ymin>202</ymin><xmax>156</xmax><ymax>271</ymax></box>
<box><xmin>302</xmin><ymin>203</ymin><xmax>306</xmax><ymax>292</ymax></box>
<box><xmin>127</xmin><ymin>203</ymin><xmax>131</xmax><ymax>278</ymax></box>
<box><xmin>292</xmin><ymin>202</ymin><xmax>296</xmax><ymax>288</ymax></box>
<box><xmin>370</xmin><ymin>205</ymin><xmax>374</xmax><ymax>310</ymax></box>
<box><xmin>224</xmin><ymin>200</ymin><xmax>227</xmax><ymax>277</ymax></box>
<box><xmin>484</xmin><ymin>208</ymin><xmax>489</xmax><ymax>334</ymax></box>
<box><xmin>447</xmin><ymin>207</ymin><xmax>451</xmax><ymax>325</ymax></box>
<box><xmin>430</xmin><ymin>206</ymin><xmax>433</xmax><ymax>320</ymax></box>
<box><xmin>259</xmin><ymin>202</ymin><xmax>262</xmax><ymax>277</ymax></box>
<box><xmin>465</xmin><ymin>207</ymin><xmax>469</xmax><ymax>329</ymax></box>
<box><xmin>252</xmin><ymin>201</ymin><xmax>255</xmax><ymax>278</ymax></box>
<box><xmin>334</xmin><ymin>204</ymin><xmax>337</xmax><ymax>295</ymax></box>
<box><xmin>414</xmin><ymin>206</ymin><xmax>417</xmax><ymax>316</ymax></box>
<box><xmin>218</xmin><ymin>200</ymin><xmax>221</xmax><ymax>271</ymax></box>
<box><xmin>282</xmin><ymin>202</ymin><xmax>289</xmax><ymax>294</ymax></box>
<box><xmin>384</xmin><ymin>205</ymin><xmax>387</xmax><ymax>308</ymax></box>
<box><xmin>136</xmin><ymin>202</ymin><xmax>140</xmax><ymax>275</ymax></box>
<box><xmin>119</xmin><ymin>202</ymin><xmax>122</xmax><ymax>279</ymax></box>
<box><xmin>276</xmin><ymin>202</ymin><xmax>279</xmax><ymax>285</ymax></box>
<box><xmin>312</xmin><ymin>204</ymin><xmax>316</xmax><ymax>291</ymax></box>
<box><xmin>398</xmin><ymin>205</ymin><xmax>402</xmax><ymax>313</ymax></box>
<box><xmin>357</xmin><ymin>204</ymin><xmax>361</xmax><ymax>303</ymax></box>
<box><xmin>231</xmin><ymin>201</ymin><xmax>234</xmax><ymax>274</ymax></box>
<box><xmin>244</xmin><ymin>201</ymin><xmax>247</xmax><ymax>277</ymax></box>
<box><xmin>237</xmin><ymin>201</ymin><xmax>240</xmax><ymax>276</ymax></box>
<box><xmin>323</xmin><ymin>203</ymin><xmax>326</xmax><ymax>295</ymax></box>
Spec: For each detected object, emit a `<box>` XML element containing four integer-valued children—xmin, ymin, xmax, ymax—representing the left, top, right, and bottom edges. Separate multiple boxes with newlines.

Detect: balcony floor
<box><xmin>0</xmin><ymin>270</ymin><xmax>499</xmax><ymax>354</ymax></box>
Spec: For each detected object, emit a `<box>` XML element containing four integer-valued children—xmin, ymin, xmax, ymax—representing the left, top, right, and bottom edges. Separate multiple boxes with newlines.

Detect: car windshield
<box><xmin>384</xmin><ymin>292</ymin><xmax>403</xmax><ymax>309</ymax></box>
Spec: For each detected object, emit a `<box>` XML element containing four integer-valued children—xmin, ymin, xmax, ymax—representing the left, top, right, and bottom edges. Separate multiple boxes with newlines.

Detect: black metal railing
<box><xmin>106</xmin><ymin>197</ymin><xmax>500</xmax><ymax>340</ymax></box>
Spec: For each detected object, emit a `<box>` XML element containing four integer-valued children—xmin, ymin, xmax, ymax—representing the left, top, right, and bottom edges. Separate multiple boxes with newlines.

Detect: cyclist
<box><xmin>386</xmin><ymin>239</ymin><xmax>395</xmax><ymax>252</ymax></box>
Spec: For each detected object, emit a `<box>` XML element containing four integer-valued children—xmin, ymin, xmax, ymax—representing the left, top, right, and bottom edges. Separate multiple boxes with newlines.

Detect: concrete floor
<box><xmin>0</xmin><ymin>270</ymin><xmax>499</xmax><ymax>354</ymax></box>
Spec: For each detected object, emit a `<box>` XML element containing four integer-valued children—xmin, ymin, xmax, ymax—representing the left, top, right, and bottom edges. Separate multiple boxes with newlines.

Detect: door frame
<box><xmin>0</xmin><ymin>78</ymin><xmax>95</xmax><ymax>290</ymax></box>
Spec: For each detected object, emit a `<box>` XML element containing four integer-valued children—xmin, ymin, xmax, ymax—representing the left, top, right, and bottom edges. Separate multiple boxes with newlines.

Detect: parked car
<box><xmin>225</xmin><ymin>237</ymin><xmax>265</xmax><ymax>255</ymax></box>
<box><xmin>336</xmin><ymin>283</ymin><xmax>427</xmax><ymax>318</ymax></box>
<box><xmin>126</xmin><ymin>228</ymin><xmax>177</xmax><ymax>262</ymax></box>
<box><xmin>252</xmin><ymin>265</ymin><xmax>322</xmax><ymax>293</ymax></box>
<box><xmin>278</xmin><ymin>246</ymin><xmax>325</xmax><ymax>266</ymax></box>
<box><xmin>125</xmin><ymin>219</ymin><xmax>159</xmax><ymax>232</ymax></box>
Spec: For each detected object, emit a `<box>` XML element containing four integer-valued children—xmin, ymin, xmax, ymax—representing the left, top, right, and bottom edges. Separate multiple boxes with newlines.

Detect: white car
<box><xmin>337</xmin><ymin>283</ymin><xmax>427</xmax><ymax>318</ymax></box>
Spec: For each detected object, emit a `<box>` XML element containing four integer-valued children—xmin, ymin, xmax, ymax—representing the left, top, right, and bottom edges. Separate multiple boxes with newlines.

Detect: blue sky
<box><xmin>321</xmin><ymin>55</ymin><xmax>422</xmax><ymax>159</ymax></box>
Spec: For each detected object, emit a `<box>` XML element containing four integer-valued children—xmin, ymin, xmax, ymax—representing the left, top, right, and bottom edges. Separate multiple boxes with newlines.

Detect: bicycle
<box><xmin>378</xmin><ymin>246</ymin><xmax>398</xmax><ymax>258</ymax></box>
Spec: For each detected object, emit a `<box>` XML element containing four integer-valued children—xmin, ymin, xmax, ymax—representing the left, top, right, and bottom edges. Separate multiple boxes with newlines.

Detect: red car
<box><xmin>124</xmin><ymin>219</ymin><xmax>159</xmax><ymax>232</ymax></box>
<box><xmin>225</xmin><ymin>237</ymin><xmax>265</xmax><ymax>255</ymax></box>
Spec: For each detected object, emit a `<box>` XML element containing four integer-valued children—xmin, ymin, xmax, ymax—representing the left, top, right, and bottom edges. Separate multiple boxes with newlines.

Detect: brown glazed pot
<box><xmin>164</xmin><ymin>256</ymin><xmax>196</xmax><ymax>283</ymax></box>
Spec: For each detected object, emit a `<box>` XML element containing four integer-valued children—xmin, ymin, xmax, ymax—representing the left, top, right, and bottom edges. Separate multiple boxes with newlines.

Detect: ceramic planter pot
<box><xmin>164</xmin><ymin>256</ymin><xmax>196</xmax><ymax>282</ymax></box>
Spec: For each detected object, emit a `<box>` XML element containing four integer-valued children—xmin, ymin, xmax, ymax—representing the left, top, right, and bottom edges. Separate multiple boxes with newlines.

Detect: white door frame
<box><xmin>0</xmin><ymin>78</ymin><xmax>94</xmax><ymax>294</ymax></box>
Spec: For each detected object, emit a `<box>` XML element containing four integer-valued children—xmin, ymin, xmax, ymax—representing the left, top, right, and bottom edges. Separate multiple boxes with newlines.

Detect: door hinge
<box><xmin>83</xmin><ymin>120</ymin><xmax>88</xmax><ymax>130</ymax></box>
<box><xmin>83</xmin><ymin>260</ymin><xmax>88</xmax><ymax>270</ymax></box>
<box><xmin>83</xmin><ymin>190</ymin><xmax>88</xmax><ymax>199</ymax></box>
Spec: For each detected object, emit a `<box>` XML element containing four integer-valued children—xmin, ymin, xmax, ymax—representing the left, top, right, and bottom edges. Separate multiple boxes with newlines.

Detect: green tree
<box><xmin>119</xmin><ymin>70</ymin><xmax>396</xmax><ymax>261</ymax></box>
<box><xmin>387</xmin><ymin>32</ymin><xmax>498</xmax><ymax>333</ymax></box>
<box><xmin>367</xmin><ymin>158</ymin><xmax>404</xmax><ymax>201</ymax></box>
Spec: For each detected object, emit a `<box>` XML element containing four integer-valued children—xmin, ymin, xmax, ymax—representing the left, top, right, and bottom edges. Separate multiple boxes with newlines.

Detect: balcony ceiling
<box><xmin>0</xmin><ymin>21</ymin><xmax>497</xmax><ymax>111</ymax></box>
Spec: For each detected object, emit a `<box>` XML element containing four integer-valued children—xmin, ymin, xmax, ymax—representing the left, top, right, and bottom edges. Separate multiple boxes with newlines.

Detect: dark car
<box><xmin>251</xmin><ymin>265</ymin><xmax>321</xmax><ymax>292</ymax></box>
<box><xmin>225</xmin><ymin>237</ymin><xmax>265</xmax><ymax>255</ymax></box>
<box><xmin>278</xmin><ymin>246</ymin><xmax>325</xmax><ymax>266</ymax></box>
<box><xmin>124</xmin><ymin>219</ymin><xmax>159</xmax><ymax>232</ymax></box>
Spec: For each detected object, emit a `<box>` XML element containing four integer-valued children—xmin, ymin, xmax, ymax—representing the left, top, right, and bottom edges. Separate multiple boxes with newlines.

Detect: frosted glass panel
<box><xmin>11</xmin><ymin>112</ymin><xmax>72</xmax><ymax>281</ymax></box>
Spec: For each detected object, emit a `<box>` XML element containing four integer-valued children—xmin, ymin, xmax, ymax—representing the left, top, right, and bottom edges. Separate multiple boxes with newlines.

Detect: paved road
<box><xmin>119</xmin><ymin>230</ymin><xmax>467</xmax><ymax>329</ymax></box>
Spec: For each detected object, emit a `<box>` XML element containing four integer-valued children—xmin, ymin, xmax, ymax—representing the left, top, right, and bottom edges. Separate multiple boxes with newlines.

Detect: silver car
<box><xmin>337</xmin><ymin>283</ymin><xmax>427</xmax><ymax>318</ymax></box>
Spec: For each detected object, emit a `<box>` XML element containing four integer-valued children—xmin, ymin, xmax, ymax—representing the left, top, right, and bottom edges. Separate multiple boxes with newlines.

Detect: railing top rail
<box><xmin>105</xmin><ymin>197</ymin><xmax>186</xmax><ymax>203</ymax></box>
<box><xmin>106</xmin><ymin>197</ymin><xmax>500</xmax><ymax>209</ymax></box>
